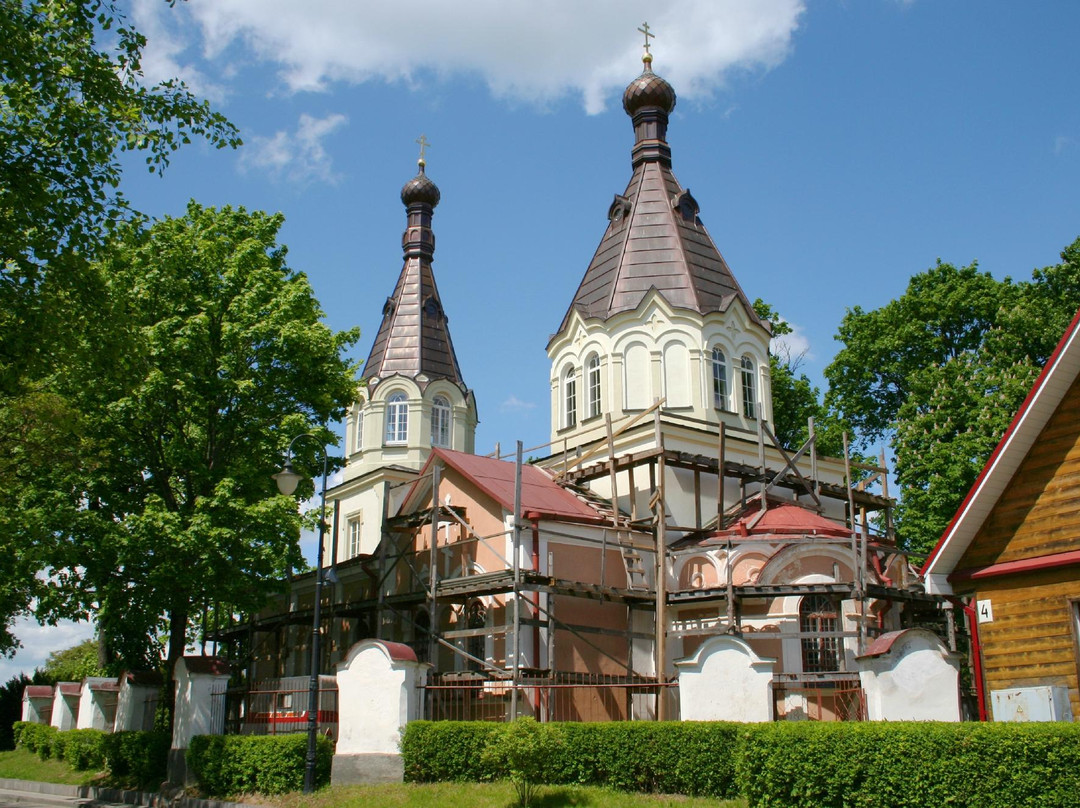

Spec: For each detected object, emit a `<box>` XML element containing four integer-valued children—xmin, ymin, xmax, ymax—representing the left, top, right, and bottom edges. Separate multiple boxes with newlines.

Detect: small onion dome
<box><xmin>622</xmin><ymin>61</ymin><xmax>677</xmax><ymax>117</ymax></box>
<box><xmin>400</xmin><ymin>164</ymin><xmax>441</xmax><ymax>208</ymax></box>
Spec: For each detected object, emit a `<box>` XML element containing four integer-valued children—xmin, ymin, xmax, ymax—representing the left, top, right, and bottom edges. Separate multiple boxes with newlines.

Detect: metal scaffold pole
<box><xmin>510</xmin><ymin>441</ymin><xmax>524</xmax><ymax>720</ymax></box>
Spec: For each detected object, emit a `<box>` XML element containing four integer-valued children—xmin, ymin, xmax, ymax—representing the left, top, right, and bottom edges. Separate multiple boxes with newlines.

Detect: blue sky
<box><xmin>6</xmin><ymin>0</ymin><xmax>1080</xmax><ymax>680</ymax></box>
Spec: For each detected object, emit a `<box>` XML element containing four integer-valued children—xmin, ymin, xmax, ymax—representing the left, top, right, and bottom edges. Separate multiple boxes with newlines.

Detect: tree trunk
<box><xmin>164</xmin><ymin>605</ymin><xmax>188</xmax><ymax>731</ymax></box>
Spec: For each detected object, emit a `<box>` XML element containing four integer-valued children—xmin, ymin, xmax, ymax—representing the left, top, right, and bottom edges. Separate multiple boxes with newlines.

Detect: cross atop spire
<box><xmin>637</xmin><ymin>21</ymin><xmax>655</xmax><ymax>64</ymax></box>
<box><xmin>416</xmin><ymin>133</ymin><xmax>430</xmax><ymax>168</ymax></box>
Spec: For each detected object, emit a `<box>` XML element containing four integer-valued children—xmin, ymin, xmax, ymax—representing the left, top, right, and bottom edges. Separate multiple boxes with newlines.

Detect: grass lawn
<box><xmin>0</xmin><ymin>749</ymin><xmax>747</xmax><ymax>807</ymax></box>
<box><xmin>263</xmin><ymin>782</ymin><xmax>747</xmax><ymax>808</ymax></box>
<box><xmin>0</xmin><ymin>748</ymin><xmax>101</xmax><ymax>786</ymax></box>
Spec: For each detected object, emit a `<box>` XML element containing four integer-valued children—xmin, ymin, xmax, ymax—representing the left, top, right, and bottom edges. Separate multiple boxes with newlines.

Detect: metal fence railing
<box><xmin>423</xmin><ymin>672</ymin><xmax>673</xmax><ymax>723</ymax></box>
<box><xmin>773</xmin><ymin>679</ymin><xmax>866</xmax><ymax>722</ymax></box>
<box><xmin>212</xmin><ymin>676</ymin><xmax>339</xmax><ymax>739</ymax></box>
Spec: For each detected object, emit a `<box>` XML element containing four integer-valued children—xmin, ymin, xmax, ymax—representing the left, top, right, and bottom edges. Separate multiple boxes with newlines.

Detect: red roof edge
<box><xmin>948</xmin><ymin>548</ymin><xmax>1080</xmax><ymax>583</ymax></box>
<box><xmin>921</xmin><ymin>306</ymin><xmax>1080</xmax><ymax>575</ymax></box>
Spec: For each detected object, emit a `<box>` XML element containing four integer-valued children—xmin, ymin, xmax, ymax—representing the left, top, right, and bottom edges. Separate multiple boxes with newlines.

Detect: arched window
<box><xmin>740</xmin><ymin>356</ymin><xmax>756</xmax><ymax>419</ymax></box>
<box><xmin>353</xmin><ymin>407</ymin><xmax>364</xmax><ymax>452</ymax></box>
<box><xmin>586</xmin><ymin>354</ymin><xmax>601</xmax><ymax>419</ymax></box>
<box><xmin>800</xmin><ymin>594</ymin><xmax>840</xmax><ymax>672</ymax></box>
<box><xmin>563</xmin><ymin>366</ymin><xmax>577</xmax><ymax>428</ymax></box>
<box><xmin>431</xmin><ymin>395</ymin><xmax>451</xmax><ymax>448</ymax></box>
<box><xmin>466</xmin><ymin>600</ymin><xmax>487</xmax><ymax>671</ymax></box>
<box><xmin>385</xmin><ymin>392</ymin><xmax>408</xmax><ymax>444</ymax></box>
<box><xmin>712</xmin><ymin>348</ymin><xmax>729</xmax><ymax>410</ymax></box>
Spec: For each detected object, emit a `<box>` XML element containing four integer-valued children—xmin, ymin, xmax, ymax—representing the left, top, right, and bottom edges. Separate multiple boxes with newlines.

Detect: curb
<box><xmin>0</xmin><ymin>779</ymin><xmax>258</xmax><ymax>808</ymax></box>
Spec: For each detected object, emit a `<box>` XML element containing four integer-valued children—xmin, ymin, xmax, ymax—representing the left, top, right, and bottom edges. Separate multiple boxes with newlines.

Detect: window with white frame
<box><xmin>353</xmin><ymin>407</ymin><xmax>364</xmax><ymax>452</ymax></box>
<box><xmin>740</xmin><ymin>356</ymin><xmax>756</xmax><ymax>419</ymax></box>
<box><xmin>586</xmin><ymin>354</ymin><xmax>601</xmax><ymax>419</ymax></box>
<box><xmin>347</xmin><ymin>514</ymin><xmax>363</xmax><ymax>558</ymax></box>
<box><xmin>712</xmin><ymin>347</ymin><xmax>729</xmax><ymax>410</ymax></box>
<box><xmin>431</xmin><ymin>395</ymin><xmax>451</xmax><ymax>448</ymax></box>
<box><xmin>385</xmin><ymin>392</ymin><xmax>408</xmax><ymax>444</ymax></box>
<box><xmin>563</xmin><ymin>366</ymin><xmax>577</xmax><ymax>428</ymax></box>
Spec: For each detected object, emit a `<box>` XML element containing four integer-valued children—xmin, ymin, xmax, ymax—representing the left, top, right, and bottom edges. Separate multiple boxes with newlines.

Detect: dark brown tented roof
<box><xmin>553</xmin><ymin>59</ymin><xmax>765</xmax><ymax>341</ymax></box>
<box><xmin>363</xmin><ymin>163</ymin><xmax>467</xmax><ymax>388</ymax></box>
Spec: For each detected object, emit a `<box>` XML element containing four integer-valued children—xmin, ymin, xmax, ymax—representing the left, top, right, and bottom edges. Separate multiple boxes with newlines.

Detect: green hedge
<box><xmin>187</xmin><ymin>733</ymin><xmax>334</xmax><ymax>796</ymax></box>
<box><xmin>402</xmin><ymin>720</ymin><xmax>1080</xmax><ymax>808</ymax></box>
<box><xmin>736</xmin><ymin>721</ymin><xmax>1080</xmax><ymax>808</ymax></box>
<box><xmin>402</xmin><ymin>721</ymin><xmax>742</xmax><ymax>798</ymax></box>
<box><xmin>103</xmin><ymin>730</ymin><xmax>170</xmax><ymax>788</ymax></box>
<box><xmin>13</xmin><ymin>723</ymin><xmax>167</xmax><ymax>787</ymax></box>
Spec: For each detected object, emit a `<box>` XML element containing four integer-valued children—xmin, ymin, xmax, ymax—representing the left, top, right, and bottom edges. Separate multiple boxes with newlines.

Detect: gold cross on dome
<box><xmin>638</xmin><ymin>22</ymin><xmax>655</xmax><ymax>55</ymax></box>
<box><xmin>416</xmin><ymin>134</ymin><xmax>430</xmax><ymax>165</ymax></box>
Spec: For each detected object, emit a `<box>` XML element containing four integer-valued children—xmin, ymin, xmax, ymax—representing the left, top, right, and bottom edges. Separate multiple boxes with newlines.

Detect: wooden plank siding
<box><xmin>955</xmin><ymin>548</ymin><xmax>1080</xmax><ymax>718</ymax></box>
<box><xmin>948</xmin><ymin>374</ymin><xmax>1080</xmax><ymax>718</ymax></box>
<box><xmin>956</xmin><ymin>373</ymin><xmax>1080</xmax><ymax>570</ymax></box>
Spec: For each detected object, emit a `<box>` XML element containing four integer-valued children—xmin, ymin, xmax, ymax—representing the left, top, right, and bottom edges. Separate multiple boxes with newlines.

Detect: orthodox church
<box><xmin>228</xmin><ymin>39</ymin><xmax>959</xmax><ymax>725</ymax></box>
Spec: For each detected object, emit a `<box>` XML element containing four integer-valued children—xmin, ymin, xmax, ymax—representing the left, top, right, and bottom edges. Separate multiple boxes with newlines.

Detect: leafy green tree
<box><xmin>41</xmin><ymin>639</ymin><xmax>104</xmax><ymax>682</ymax></box>
<box><xmin>825</xmin><ymin>240</ymin><xmax>1080</xmax><ymax>556</ymax></box>
<box><xmin>0</xmin><ymin>0</ymin><xmax>239</xmax><ymax>655</ymax></box>
<box><xmin>27</xmin><ymin>202</ymin><xmax>358</xmax><ymax>671</ymax></box>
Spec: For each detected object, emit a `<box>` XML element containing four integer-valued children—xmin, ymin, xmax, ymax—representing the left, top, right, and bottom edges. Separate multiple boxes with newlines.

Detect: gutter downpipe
<box><xmin>950</xmin><ymin>596</ymin><xmax>988</xmax><ymax>721</ymax></box>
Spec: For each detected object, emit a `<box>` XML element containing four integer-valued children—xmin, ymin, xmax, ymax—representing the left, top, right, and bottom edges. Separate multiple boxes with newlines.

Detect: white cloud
<box><xmin>500</xmin><ymin>395</ymin><xmax>538</xmax><ymax>413</ymax></box>
<box><xmin>0</xmin><ymin>617</ymin><xmax>95</xmax><ymax>684</ymax></box>
<box><xmin>177</xmin><ymin>0</ymin><xmax>805</xmax><ymax>114</ymax></box>
<box><xmin>130</xmin><ymin>0</ymin><xmax>228</xmax><ymax>103</ymax></box>
<box><xmin>241</xmin><ymin>113</ymin><xmax>349</xmax><ymax>185</ymax></box>
<box><xmin>771</xmin><ymin>321</ymin><xmax>812</xmax><ymax>363</ymax></box>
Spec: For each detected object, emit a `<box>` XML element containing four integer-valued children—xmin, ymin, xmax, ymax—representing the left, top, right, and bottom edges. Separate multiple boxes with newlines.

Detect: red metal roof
<box><xmin>181</xmin><ymin>656</ymin><xmax>231</xmax><ymax>676</ymax></box>
<box><xmin>418</xmin><ymin>449</ymin><xmax>604</xmax><ymax>523</ymax></box>
<box><xmin>58</xmin><ymin>683</ymin><xmax>81</xmax><ymax>696</ymax></box>
<box><xmin>23</xmin><ymin>686</ymin><xmax>52</xmax><ymax>699</ymax></box>
<box><xmin>856</xmin><ymin>630</ymin><xmax>909</xmax><ymax>660</ymax></box>
<box><xmin>89</xmin><ymin>681</ymin><xmax>120</xmax><ymax>692</ymax></box>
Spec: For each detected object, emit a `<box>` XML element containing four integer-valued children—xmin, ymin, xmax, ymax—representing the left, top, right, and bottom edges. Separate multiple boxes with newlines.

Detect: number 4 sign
<box><xmin>976</xmin><ymin>599</ymin><xmax>994</xmax><ymax>624</ymax></box>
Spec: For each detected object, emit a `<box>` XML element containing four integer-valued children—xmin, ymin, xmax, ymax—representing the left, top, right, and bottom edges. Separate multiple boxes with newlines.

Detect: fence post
<box><xmin>332</xmin><ymin>639</ymin><xmax>430</xmax><ymax>785</ymax></box>
<box><xmin>168</xmin><ymin>656</ymin><xmax>231</xmax><ymax>786</ymax></box>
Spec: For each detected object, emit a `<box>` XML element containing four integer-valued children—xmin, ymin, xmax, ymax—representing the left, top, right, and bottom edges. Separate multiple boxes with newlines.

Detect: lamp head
<box><xmin>272</xmin><ymin>459</ymin><xmax>303</xmax><ymax>496</ymax></box>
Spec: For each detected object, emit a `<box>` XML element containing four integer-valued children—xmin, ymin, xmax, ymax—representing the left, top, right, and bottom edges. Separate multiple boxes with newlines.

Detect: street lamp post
<box><xmin>273</xmin><ymin>434</ymin><xmax>329</xmax><ymax>794</ymax></box>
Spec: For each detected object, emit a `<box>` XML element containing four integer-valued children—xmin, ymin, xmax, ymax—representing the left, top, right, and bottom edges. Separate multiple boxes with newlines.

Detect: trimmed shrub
<box><xmin>103</xmin><ymin>730</ymin><xmax>170</xmax><ymax>788</ymax></box>
<box><xmin>735</xmin><ymin>721</ymin><xmax>1080</xmax><ymax>808</ymax></box>
<box><xmin>404</xmin><ymin>719</ymin><xmax>1080</xmax><ymax>807</ymax></box>
<box><xmin>187</xmin><ymin>733</ymin><xmax>334</xmax><ymax>796</ymax></box>
<box><xmin>11</xmin><ymin>721</ymin><xmax>29</xmax><ymax>748</ymax></box>
<box><xmin>17</xmin><ymin>723</ymin><xmax>59</xmax><ymax>758</ymax></box>
<box><xmin>401</xmin><ymin>721</ymin><xmax>504</xmax><ymax>783</ymax></box>
<box><xmin>402</xmin><ymin>720</ymin><xmax>742</xmax><ymax>798</ymax></box>
<box><xmin>61</xmin><ymin>728</ymin><xmax>107</xmax><ymax>770</ymax></box>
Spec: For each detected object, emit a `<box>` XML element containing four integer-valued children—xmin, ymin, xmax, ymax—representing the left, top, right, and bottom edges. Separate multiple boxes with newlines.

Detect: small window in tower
<box><xmin>740</xmin><ymin>356</ymin><xmax>756</xmax><ymax>419</ymax></box>
<box><xmin>386</xmin><ymin>392</ymin><xmax>408</xmax><ymax>444</ymax></box>
<box><xmin>712</xmin><ymin>348</ymin><xmax>729</xmax><ymax>410</ymax></box>
<box><xmin>564</xmin><ymin>366</ymin><xmax>577</xmax><ymax>429</ymax></box>
<box><xmin>587</xmin><ymin>354</ymin><xmax>601</xmax><ymax>419</ymax></box>
<box><xmin>431</xmin><ymin>395</ymin><xmax>451</xmax><ymax>448</ymax></box>
<box><xmin>354</xmin><ymin>408</ymin><xmax>364</xmax><ymax>453</ymax></box>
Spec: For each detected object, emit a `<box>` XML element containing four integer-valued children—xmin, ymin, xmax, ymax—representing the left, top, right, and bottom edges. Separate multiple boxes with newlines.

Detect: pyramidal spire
<box><xmin>364</xmin><ymin>142</ymin><xmax>467</xmax><ymax>387</ymax></box>
<box><xmin>551</xmin><ymin>30</ymin><xmax>765</xmax><ymax>340</ymax></box>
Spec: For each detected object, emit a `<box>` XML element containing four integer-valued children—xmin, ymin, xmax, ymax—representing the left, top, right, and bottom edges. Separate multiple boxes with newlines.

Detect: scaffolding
<box><xmin>212</xmin><ymin>404</ymin><xmax>951</xmax><ymax>723</ymax></box>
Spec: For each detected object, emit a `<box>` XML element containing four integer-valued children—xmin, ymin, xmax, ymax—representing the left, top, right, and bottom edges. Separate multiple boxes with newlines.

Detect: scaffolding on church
<box><xmin>209</xmin><ymin>402</ymin><xmax>953</xmax><ymax>725</ymax></box>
